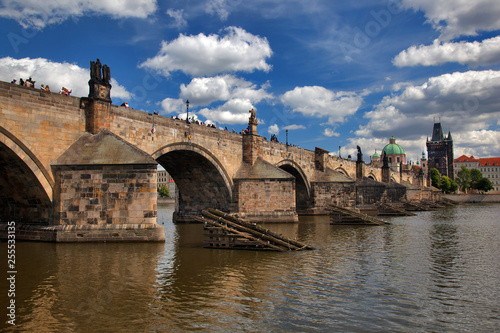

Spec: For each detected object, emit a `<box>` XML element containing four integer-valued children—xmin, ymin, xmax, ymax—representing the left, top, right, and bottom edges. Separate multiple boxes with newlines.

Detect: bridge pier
<box><xmin>49</xmin><ymin>130</ymin><xmax>164</xmax><ymax>241</ymax></box>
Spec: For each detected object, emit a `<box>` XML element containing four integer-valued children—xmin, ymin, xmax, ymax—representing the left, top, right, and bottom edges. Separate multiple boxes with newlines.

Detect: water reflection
<box><xmin>1</xmin><ymin>242</ymin><xmax>164</xmax><ymax>332</ymax></box>
<box><xmin>1</xmin><ymin>203</ymin><xmax>499</xmax><ymax>332</ymax></box>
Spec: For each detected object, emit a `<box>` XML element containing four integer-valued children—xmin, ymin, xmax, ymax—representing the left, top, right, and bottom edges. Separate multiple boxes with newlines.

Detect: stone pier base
<box><xmin>0</xmin><ymin>223</ymin><xmax>165</xmax><ymax>242</ymax></box>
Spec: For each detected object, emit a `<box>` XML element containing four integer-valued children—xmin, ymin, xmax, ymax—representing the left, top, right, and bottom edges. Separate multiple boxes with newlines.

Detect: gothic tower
<box><xmin>426</xmin><ymin>122</ymin><xmax>454</xmax><ymax>180</ymax></box>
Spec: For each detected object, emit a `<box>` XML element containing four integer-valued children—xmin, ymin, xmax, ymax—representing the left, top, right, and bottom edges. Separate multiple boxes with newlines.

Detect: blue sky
<box><xmin>1</xmin><ymin>0</ymin><xmax>500</xmax><ymax>162</ymax></box>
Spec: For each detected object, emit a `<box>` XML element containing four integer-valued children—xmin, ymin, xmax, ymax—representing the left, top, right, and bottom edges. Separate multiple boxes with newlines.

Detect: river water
<box><xmin>1</xmin><ymin>203</ymin><xmax>500</xmax><ymax>332</ymax></box>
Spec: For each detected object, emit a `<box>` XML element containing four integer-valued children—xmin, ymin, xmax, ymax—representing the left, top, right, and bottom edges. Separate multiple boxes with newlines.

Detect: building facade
<box><xmin>380</xmin><ymin>136</ymin><xmax>406</xmax><ymax>172</ymax></box>
<box><xmin>426</xmin><ymin>122</ymin><xmax>454</xmax><ymax>179</ymax></box>
<box><xmin>454</xmin><ymin>155</ymin><xmax>500</xmax><ymax>193</ymax></box>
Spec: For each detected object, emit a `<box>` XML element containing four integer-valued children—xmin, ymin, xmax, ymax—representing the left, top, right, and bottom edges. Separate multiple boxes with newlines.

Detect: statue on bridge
<box><xmin>356</xmin><ymin>145</ymin><xmax>363</xmax><ymax>163</ymax></box>
<box><xmin>89</xmin><ymin>58</ymin><xmax>112</xmax><ymax>102</ymax></box>
<box><xmin>90</xmin><ymin>58</ymin><xmax>111</xmax><ymax>84</ymax></box>
<box><xmin>249</xmin><ymin>108</ymin><xmax>257</xmax><ymax>125</ymax></box>
<box><xmin>247</xmin><ymin>108</ymin><xmax>258</xmax><ymax>135</ymax></box>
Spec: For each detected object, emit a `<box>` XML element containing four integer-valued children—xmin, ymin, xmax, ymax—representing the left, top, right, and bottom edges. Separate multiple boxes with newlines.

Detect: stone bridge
<box><xmin>0</xmin><ymin>63</ymin><xmax>423</xmax><ymax>241</ymax></box>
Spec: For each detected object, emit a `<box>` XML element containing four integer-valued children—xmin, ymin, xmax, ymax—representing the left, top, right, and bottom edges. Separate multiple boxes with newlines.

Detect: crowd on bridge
<box><xmin>11</xmin><ymin>77</ymin><xmax>72</xmax><ymax>95</ymax></box>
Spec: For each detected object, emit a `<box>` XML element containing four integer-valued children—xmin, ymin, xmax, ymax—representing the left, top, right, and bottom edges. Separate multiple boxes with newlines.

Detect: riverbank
<box><xmin>444</xmin><ymin>194</ymin><xmax>500</xmax><ymax>203</ymax></box>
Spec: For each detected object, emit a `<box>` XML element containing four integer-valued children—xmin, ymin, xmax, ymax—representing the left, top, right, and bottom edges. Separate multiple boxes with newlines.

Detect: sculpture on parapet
<box><xmin>356</xmin><ymin>145</ymin><xmax>363</xmax><ymax>162</ymax></box>
<box><xmin>382</xmin><ymin>151</ymin><xmax>388</xmax><ymax>168</ymax></box>
<box><xmin>249</xmin><ymin>108</ymin><xmax>257</xmax><ymax>125</ymax></box>
<box><xmin>89</xmin><ymin>58</ymin><xmax>112</xmax><ymax>102</ymax></box>
<box><xmin>90</xmin><ymin>58</ymin><xmax>110</xmax><ymax>84</ymax></box>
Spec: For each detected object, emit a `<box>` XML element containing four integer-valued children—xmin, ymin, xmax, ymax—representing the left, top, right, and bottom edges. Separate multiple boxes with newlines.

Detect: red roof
<box><xmin>478</xmin><ymin>157</ymin><xmax>500</xmax><ymax>167</ymax></box>
<box><xmin>454</xmin><ymin>155</ymin><xmax>500</xmax><ymax>166</ymax></box>
<box><xmin>454</xmin><ymin>155</ymin><xmax>477</xmax><ymax>162</ymax></box>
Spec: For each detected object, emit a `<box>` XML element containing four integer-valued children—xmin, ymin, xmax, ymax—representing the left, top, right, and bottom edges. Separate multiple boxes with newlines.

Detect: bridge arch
<box><xmin>276</xmin><ymin>159</ymin><xmax>311</xmax><ymax>211</ymax></box>
<box><xmin>0</xmin><ymin>128</ymin><xmax>53</xmax><ymax>223</ymax></box>
<box><xmin>335</xmin><ymin>167</ymin><xmax>350</xmax><ymax>177</ymax></box>
<box><xmin>152</xmin><ymin>143</ymin><xmax>233</xmax><ymax>221</ymax></box>
<box><xmin>367</xmin><ymin>172</ymin><xmax>378</xmax><ymax>181</ymax></box>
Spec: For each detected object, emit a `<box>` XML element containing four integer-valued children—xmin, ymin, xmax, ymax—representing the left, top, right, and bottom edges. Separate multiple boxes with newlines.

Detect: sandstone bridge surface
<box><xmin>0</xmin><ymin>73</ymin><xmax>424</xmax><ymax>242</ymax></box>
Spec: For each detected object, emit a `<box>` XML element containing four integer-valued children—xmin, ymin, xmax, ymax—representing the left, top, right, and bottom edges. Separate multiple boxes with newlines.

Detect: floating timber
<box><xmin>197</xmin><ymin>209</ymin><xmax>314</xmax><ymax>251</ymax></box>
<box><xmin>329</xmin><ymin>204</ymin><xmax>390</xmax><ymax>226</ymax></box>
<box><xmin>400</xmin><ymin>200</ymin><xmax>431</xmax><ymax>211</ymax></box>
<box><xmin>377</xmin><ymin>202</ymin><xmax>416</xmax><ymax>216</ymax></box>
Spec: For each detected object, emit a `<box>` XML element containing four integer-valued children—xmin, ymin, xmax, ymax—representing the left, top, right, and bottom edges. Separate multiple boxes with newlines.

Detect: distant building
<box><xmin>426</xmin><ymin>122</ymin><xmax>454</xmax><ymax>179</ymax></box>
<box><xmin>380</xmin><ymin>136</ymin><xmax>406</xmax><ymax>172</ymax></box>
<box><xmin>157</xmin><ymin>169</ymin><xmax>176</xmax><ymax>197</ymax></box>
<box><xmin>371</xmin><ymin>150</ymin><xmax>381</xmax><ymax>167</ymax></box>
<box><xmin>454</xmin><ymin>155</ymin><xmax>500</xmax><ymax>193</ymax></box>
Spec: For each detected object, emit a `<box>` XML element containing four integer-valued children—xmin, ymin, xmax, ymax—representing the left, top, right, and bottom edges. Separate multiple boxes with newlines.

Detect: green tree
<box><xmin>430</xmin><ymin>168</ymin><xmax>441</xmax><ymax>189</ymax></box>
<box><xmin>440</xmin><ymin>176</ymin><xmax>451</xmax><ymax>193</ymax></box>
<box><xmin>456</xmin><ymin>166</ymin><xmax>471</xmax><ymax>192</ymax></box>
<box><xmin>476</xmin><ymin>177</ymin><xmax>493</xmax><ymax>193</ymax></box>
<box><xmin>470</xmin><ymin>168</ymin><xmax>483</xmax><ymax>190</ymax></box>
<box><xmin>449</xmin><ymin>179</ymin><xmax>458</xmax><ymax>193</ymax></box>
<box><xmin>158</xmin><ymin>184</ymin><xmax>170</xmax><ymax>198</ymax></box>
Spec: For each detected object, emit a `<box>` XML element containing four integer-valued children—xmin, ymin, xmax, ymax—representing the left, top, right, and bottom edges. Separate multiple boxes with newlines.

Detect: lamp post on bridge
<box><xmin>185</xmin><ymin>99</ymin><xmax>190</xmax><ymax>124</ymax></box>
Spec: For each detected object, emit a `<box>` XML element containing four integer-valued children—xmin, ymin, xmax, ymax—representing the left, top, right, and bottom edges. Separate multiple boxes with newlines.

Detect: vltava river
<box><xmin>1</xmin><ymin>203</ymin><xmax>499</xmax><ymax>332</ymax></box>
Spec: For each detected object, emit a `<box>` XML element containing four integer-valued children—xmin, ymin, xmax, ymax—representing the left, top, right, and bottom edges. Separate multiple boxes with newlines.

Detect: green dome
<box><xmin>372</xmin><ymin>150</ymin><xmax>380</xmax><ymax>158</ymax></box>
<box><xmin>382</xmin><ymin>136</ymin><xmax>405</xmax><ymax>155</ymax></box>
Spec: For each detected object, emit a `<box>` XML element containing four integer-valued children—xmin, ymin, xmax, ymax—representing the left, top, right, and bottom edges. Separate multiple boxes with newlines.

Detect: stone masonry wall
<box><xmin>311</xmin><ymin>182</ymin><xmax>356</xmax><ymax>213</ymax></box>
<box><xmin>234</xmin><ymin>178</ymin><xmax>298</xmax><ymax>222</ymax></box>
<box><xmin>53</xmin><ymin>164</ymin><xmax>157</xmax><ymax>225</ymax></box>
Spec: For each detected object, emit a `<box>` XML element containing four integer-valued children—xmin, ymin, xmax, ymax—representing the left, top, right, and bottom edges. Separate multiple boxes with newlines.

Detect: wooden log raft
<box><xmin>377</xmin><ymin>202</ymin><xmax>416</xmax><ymax>216</ymax></box>
<box><xmin>198</xmin><ymin>209</ymin><xmax>314</xmax><ymax>251</ymax></box>
<box><xmin>400</xmin><ymin>199</ymin><xmax>431</xmax><ymax>211</ymax></box>
<box><xmin>329</xmin><ymin>204</ymin><xmax>390</xmax><ymax>226</ymax></box>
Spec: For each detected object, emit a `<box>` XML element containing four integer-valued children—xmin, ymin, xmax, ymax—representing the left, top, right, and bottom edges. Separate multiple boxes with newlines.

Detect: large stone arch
<box><xmin>0</xmin><ymin>127</ymin><xmax>53</xmax><ymax>223</ymax></box>
<box><xmin>276</xmin><ymin>159</ymin><xmax>311</xmax><ymax>211</ymax></box>
<box><xmin>335</xmin><ymin>167</ymin><xmax>350</xmax><ymax>177</ymax></box>
<box><xmin>367</xmin><ymin>172</ymin><xmax>378</xmax><ymax>181</ymax></box>
<box><xmin>152</xmin><ymin>143</ymin><xmax>233</xmax><ymax>222</ymax></box>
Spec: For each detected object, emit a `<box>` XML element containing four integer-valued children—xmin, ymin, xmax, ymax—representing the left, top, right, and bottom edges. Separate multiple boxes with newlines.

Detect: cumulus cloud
<box><xmin>0</xmin><ymin>0</ymin><xmax>157</xmax><ymax>29</ymax></box>
<box><xmin>0</xmin><ymin>57</ymin><xmax>132</xmax><ymax>99</ymax></box>
<box><xmin>206</xmin><ymin>0</ymin><xmax>231</xmax><ymax>20</ymax></box>
<box><xmin>179</xmin><ymin>75</ymin><xmax>273</xmax><ymax>106</ymax></box>
<box><xmin>355</xmin><ymin>70</ymin><xmax>500</xmax><ymax>158</ymax></box>
<box><xmin>281</xmin><ymin>86</ymin><xmax>363</xmax><ymax>125</ymax></box>
<box><xmin>400</xmin><ymin>0</ymin><xmax>500</xmax><ymax>40</ymax></box>
<box><xmin>160</xmin><ymin>97</ymin><xmax>184</xmax><ymax>114</ymax></box>
<box><xmin>323</xmin><ymin>128</ymin><xmax>339</xmax><ymax>137</ymax></box>
<box><xmin>394</xmin><ymin>36</ymin><xmax>500</xmax><ymax>67</ymax></box>
<box><xmin>283</xmin><ymin>124</ymin><xmax>306</xmax><ymax>130</ymax></box>
<box><xmin>268</xmin><ymin>124</ymin><xmax>279</xmax><ymax>135</ymax></box>
<box><xmin>166</xmin><ymin>8</ymin><xmax>187</xmax><ymax>29</ymax></box>
<box><xmin>139</xmin><ymin>26</ymin><xmax>272</xmax><ymax>77</ymax></box>
<box><xmin>199</xmin><ymin>98</ymin><xmax>255</xmax><ymax>125</ymax></box>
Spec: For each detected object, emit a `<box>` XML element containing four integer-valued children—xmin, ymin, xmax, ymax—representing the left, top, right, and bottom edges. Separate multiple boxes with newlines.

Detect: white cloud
<box><xmin>160</xmin><ymin>97</ymin><xmax>184</xmax><ymax>114</ymax></box>
<box><xmin>283</xmin><ymin>124</ymin><xmax>306</xmax><ymax>130</ymax></box>
<box><xmin>0</xmin><ymin>0</ymin><xmax>157</xmax><ymax>29</ymax></box>
<box><xmin>206</xmin><ymin>0</ymin><xmax>231</xmax><ymax>20</ymax></box>
<box><xmin>268</xmin><ymin>124</ymin><xmax>279</xmax><ymax>135</ymax></box>
<box><xmin>139</xmin><ymin>26</ymin><xmax>272</xmax><ymax>77</ymax></box>
<box><xmin>198</xmin><ymin>98</ymin><xmax>255</xmax><ymax>125</ymax></box>
<box><xmin>355</xmin><ymin>70</ymin><xmax>500</xmax><ymax>158</ymax></box>
<box><xmin>323</xmin><ymin>128</ymin><xmax>339</xmax><ymax>137</ymax></box>
<box><xmin>179</xmin><ymin>75</ymin><xmax>273</xmax><ymax>106</ymax></box>
<box><xmin>166</xmin><ymin>8</ymin><xmax>187</xmax><ymax>29</ymax></box>
<box><xmin>0</xmin><ymin>57</ymin><xmax>132</xmax><ymax>99</ymax></box>
<box><xmin>400</xmin><ymin>0</ymin><xmax>500</xmax><ymax>40</ymax></box>
<box><xmin>281</xmin><ymin>86</ymin><xmax>362</xmax><ymax>125</ymax></box>
<box><xmin>394</xmin><ymin>36</ymin><xmax>500</xmax><ymax>67</ymax></box>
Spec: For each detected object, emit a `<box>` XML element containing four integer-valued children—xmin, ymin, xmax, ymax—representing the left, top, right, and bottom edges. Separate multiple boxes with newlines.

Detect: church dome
<box><xmin>382</xmin><ymin>136</ymin><xmax>405</xmax><ymax>155</ymax></box>
<box><xmin>372</xmin><ymin>150</ymin><xmax>380</xmax><ymax>159</ymax></box>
